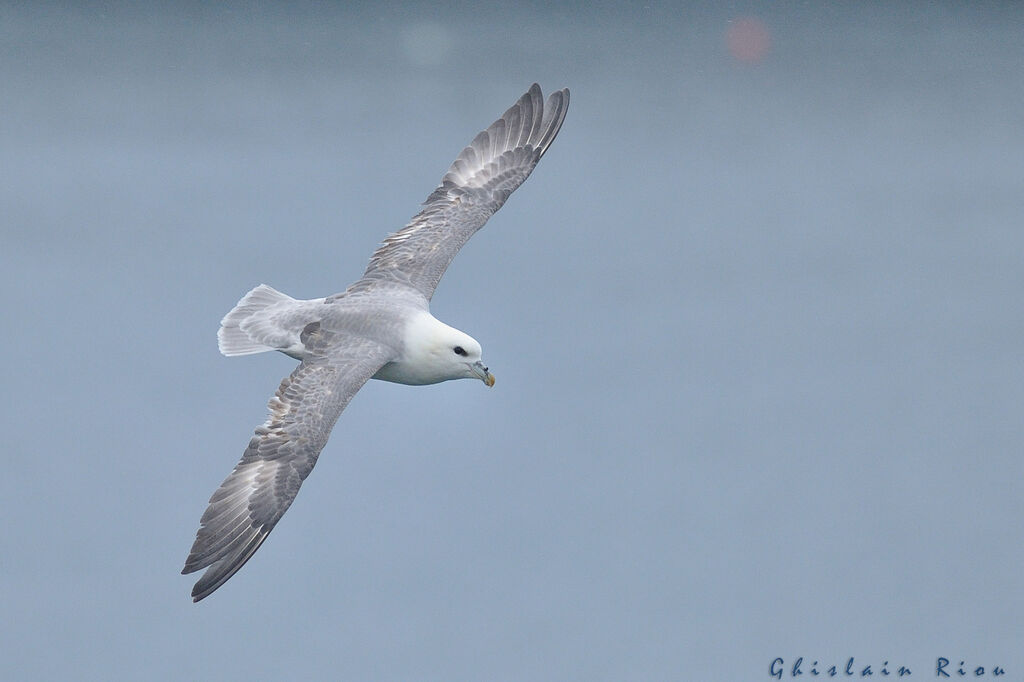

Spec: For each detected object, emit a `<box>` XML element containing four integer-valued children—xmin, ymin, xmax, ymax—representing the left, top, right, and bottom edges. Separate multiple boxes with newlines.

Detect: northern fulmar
<box><xmin>182</xmin><ymin>84</ymin><xmax>569</xmax><ymax>601</ymax></box>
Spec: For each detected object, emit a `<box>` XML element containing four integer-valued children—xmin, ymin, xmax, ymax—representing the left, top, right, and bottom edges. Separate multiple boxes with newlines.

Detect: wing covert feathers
<box><xmin>358</xmin><ymin>84</ymin><xmax>569</xmax><ymax>300</ymax></box>
<box><xmin>182</xmin><ymin>335</ymin><xmax>393</xmax><ymax>601</ymax></box>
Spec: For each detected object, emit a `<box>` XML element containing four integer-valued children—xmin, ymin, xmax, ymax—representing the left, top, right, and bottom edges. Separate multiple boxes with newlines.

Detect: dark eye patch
<box><xmin>453</xmin><ymin>346</ymin><xmax>467</xmax><ymax>356</ymax></box>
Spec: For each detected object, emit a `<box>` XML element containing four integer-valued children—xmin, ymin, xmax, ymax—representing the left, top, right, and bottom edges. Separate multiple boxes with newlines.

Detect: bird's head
<box><xmin>401</xmin><ymin>312</ymin><xmax>495</xmax><ymax>387</ymax></box>
<box><xmin>435</xmin><ymin>328</ymin><xmax>495</xmax><ymax>387</ymax></box>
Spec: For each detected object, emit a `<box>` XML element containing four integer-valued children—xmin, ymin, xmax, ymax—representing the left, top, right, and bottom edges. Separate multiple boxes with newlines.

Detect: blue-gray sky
<box><xmin>3</xmin><ymin>2</ymin><xmax>1023</xmax><ymax>680</ymax></box>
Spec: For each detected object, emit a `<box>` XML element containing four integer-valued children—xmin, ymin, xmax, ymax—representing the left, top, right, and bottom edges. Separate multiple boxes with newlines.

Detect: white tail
<box><xmin>217</xmin><ymin>284</ymin><xmax>296</xmax><ymax>357</ymax></box>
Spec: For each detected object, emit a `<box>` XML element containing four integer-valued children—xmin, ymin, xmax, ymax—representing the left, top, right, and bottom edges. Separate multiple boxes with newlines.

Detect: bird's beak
<box><xmin>470</xmin><ymin>361</ymin><xmax>495</xmax><ymax>387</ymax></box>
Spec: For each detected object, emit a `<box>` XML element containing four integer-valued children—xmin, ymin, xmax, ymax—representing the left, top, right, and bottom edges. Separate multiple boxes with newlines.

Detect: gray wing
<box><xmin>358</xmin><ymin>83</ymin><xmax>569</xmax><ymax>300</ymax></box>
<box><xmin>182</xmin><ymin>324</ymin><xmax>394</xmax><ymax>602</ymax></box>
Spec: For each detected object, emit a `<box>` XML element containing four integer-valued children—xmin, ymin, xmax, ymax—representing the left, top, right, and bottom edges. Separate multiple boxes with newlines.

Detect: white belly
<box><xmin>371</xmin><ymin>360</ymin><xmax>444</xmax><ymax>385</ymax></box>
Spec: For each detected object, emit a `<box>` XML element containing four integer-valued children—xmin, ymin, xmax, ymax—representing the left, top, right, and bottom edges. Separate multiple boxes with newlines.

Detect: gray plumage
<box><xmin>182</xmin><ymin>84</ymin><xmax>569</xmax><ymax>601</ymax></box>
<box><xmin>357</xmin><ymin>83</ymin><xmax>569</xmax><ymax>300</ymax></box>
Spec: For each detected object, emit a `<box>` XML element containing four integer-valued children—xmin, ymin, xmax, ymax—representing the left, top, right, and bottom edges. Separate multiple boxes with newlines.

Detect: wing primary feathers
<box><xmin>536</xmin><ymin>89</ymin><xmax>569</xmax><ymax>156</ymax></box>
<box><xmin>358</xmin><ymin>84</ymin><xmax>570</xmax><ymax>300</ymax></box>
<box><xmin>182</xmin><ymin>336</ymin><xmax>394</xmax><ymax>601</ymax></box>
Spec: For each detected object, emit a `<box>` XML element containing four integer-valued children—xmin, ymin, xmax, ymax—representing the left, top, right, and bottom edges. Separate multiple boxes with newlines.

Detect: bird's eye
<box><xmin>453</xmin><ymin>346</ymin><xmax>467</xmax><ymax>356</ymax></box>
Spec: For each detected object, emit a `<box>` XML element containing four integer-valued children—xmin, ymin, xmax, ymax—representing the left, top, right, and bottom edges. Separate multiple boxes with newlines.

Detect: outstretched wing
<box><xmin>182</xmin><ymin>324</ymin><xmax>394</xmax><ymax>601</ymax></box>
<box><xmin>358</xmin><ymin>83</ymin><xmax>569</xmax><ymax>300</ymax></box>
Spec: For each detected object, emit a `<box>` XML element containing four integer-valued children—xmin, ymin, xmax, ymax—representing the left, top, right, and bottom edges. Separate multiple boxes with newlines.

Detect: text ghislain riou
<box><xmin>770</xmin><ymin>657</ymin><xmax>1006</xmax><ymax>678</ymax></box>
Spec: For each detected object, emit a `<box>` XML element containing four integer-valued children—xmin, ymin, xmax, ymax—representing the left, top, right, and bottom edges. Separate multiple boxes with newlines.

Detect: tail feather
<box><xmin>217</xmin><ymin>284</ymin><xmax>295</xmax><ymax>357</ymax></box>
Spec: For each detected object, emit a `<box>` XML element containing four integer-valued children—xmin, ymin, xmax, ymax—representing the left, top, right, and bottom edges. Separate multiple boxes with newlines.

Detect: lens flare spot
<box><xmin>726</xmin><ymin>16</ymin><xmax>771</xmax><ymax>64</ymax></box>
<box><xmin>401</xmin><ymin>22</ymin><xmax>453</xmax><ymax>67</ymax></box>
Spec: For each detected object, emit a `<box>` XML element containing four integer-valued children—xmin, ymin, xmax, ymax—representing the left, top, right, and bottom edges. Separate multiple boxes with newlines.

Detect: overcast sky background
<box><xmin>3</xmin><ymin>2</ymin><xmax>1023</xmax><ymax>680</ymax></box>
